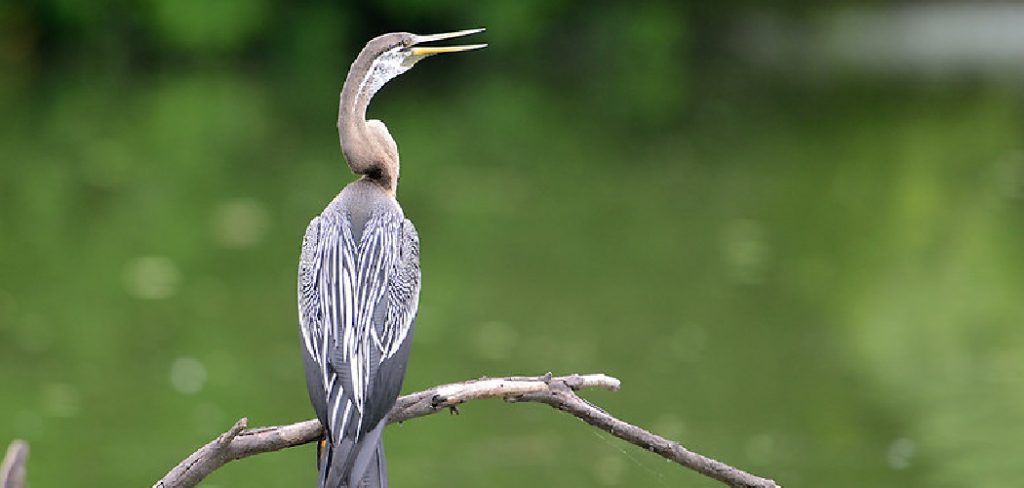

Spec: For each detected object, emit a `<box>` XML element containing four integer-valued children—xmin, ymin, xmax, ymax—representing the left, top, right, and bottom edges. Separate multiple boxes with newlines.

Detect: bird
<box><xmin>296</xmin><ymin>29</ymin><xmax>486</xmax><ymax>488</ymax></box>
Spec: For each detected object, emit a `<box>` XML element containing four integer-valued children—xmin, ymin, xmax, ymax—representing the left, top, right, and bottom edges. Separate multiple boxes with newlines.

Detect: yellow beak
<box><xmin>410</xmin><ymin>28</ymin><xmax>487</xmax><ymax>57</ymax></box>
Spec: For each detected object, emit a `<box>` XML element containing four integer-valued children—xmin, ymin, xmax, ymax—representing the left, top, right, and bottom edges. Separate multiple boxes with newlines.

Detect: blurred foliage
<box><xmin>1</xmin><ymin>1</ymin><xmax>1023</xmax><ymax>487</ymax></box>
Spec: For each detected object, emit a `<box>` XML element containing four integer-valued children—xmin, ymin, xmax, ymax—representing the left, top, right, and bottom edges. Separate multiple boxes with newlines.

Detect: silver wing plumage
<box><xmin>298</xmin><ymin>197</ymin><xmax>421</xmax><ymax>486</ymax></box>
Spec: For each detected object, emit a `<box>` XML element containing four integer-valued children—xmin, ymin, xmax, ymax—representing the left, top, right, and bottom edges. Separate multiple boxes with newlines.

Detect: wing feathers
<box><xmin>299</xmin><ymin>204</ymin><xmax>420</xmax><ymax>486</ymax></box>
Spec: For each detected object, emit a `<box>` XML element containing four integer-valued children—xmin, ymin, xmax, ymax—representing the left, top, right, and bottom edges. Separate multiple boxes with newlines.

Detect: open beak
<box><xmin>410</xmin><ymin>28</ymin><xmax>487</xmax><ymax>57</ymax></box>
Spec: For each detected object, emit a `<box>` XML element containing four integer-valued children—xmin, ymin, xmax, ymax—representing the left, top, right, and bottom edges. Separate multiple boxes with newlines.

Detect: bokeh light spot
<box><xmin>473</xmin><ymin>321</ymin><xmax>519</xmax><ymax>361</ymax></box>
<box><xmin>124</xmin><ymin>256</ymin><xmax>181</xmax><ymax>300</ymax></box>
<box><xmin>887</xmin><ymin>437</ymin><xmax>915</xmax><ymax>470</ymax></box>
<box><xmin>722</xmin><ymin>219</ymin><xmax>770</xmax><ymax>285</ymax></box>
<box><xmin>211</xmin><ymin>198</ymin><xmax>270</xmax><ymax>249</ymax></box>
<box><xmin>42</xmin><ymin>383</ymin><xmax>80</xmax><ymax>418</ymax></box>
<box><xmin>170</xmin><ymin>357</ymin><xmax>208</xmax><ymax>395</ymax></box>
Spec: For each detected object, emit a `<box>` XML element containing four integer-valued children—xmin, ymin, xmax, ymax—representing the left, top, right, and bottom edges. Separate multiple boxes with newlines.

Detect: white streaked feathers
<box><xmin>356</xmin><ymin>47</ymin><xmax>413</xmax><ymax>117</ymax></box>
<box><xmin>297</xmin><ymin>205</ymin><xmax>419</xmax><ymax>445</ymax></box>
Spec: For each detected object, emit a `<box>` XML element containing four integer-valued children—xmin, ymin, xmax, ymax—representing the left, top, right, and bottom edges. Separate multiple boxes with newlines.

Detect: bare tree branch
<box><xmin>1</xmin><ymin>439</ymin><xmax>29</xmax><ymax>488</ymax></box>
<box><xmin>154</xmin><ymin>373</ymin><xmax>780</xmax><ymax>488</ymax></box>
<box><xmin>514</xmin><ymin>379</ymin><xmax>778</xmax><ymax>488</ymax></box>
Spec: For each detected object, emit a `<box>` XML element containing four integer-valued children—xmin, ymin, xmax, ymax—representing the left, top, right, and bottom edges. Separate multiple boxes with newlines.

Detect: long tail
<box><xmin>318</xmin><ymin>422</ymin><xmax>388</xmax><ymax>488</ymax></box>
<box><xmin>357</xmin><ymin>440</ymin><xmax>387</xmax><ymax>488</ymax></box>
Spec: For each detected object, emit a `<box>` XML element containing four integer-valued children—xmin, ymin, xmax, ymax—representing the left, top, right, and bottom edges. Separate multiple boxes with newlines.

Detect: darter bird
<box><xmin>297</xmin><ymin>29</ymin><xmax>486</xmax><ymax>487</ymax></box>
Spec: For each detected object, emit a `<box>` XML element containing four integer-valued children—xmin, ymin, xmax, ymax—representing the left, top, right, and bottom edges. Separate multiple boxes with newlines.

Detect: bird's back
<box><xmin>298</xmin><ymin>178</ymin><xmax>420</xmax><ymax>488</ymax></box>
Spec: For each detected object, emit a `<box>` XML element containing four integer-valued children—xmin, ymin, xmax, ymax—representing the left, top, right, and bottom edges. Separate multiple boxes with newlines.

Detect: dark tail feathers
<box><xmin>318</xmin><ymin>422</ymin><xmax>387</xmax><ymax>488</ymax></box>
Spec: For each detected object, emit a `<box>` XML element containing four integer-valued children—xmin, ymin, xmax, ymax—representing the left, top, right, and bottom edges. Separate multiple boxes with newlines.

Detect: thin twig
<box><xmin>0</xmin><ymin>440</ymin><xmax>29</xmax><ymax>488</ymax></box>
<box><xmin>516</xmin><ymin>381</ymin><xmax>778</xmax><ymax>488</ymax></box>
<box><xmin>153</xmin><ymin>373</ymin><xmax>780</xmax><ymax>488</ymax></box>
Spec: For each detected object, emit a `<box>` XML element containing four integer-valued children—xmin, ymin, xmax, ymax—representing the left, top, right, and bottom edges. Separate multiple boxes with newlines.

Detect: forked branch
<box><xmin>1</xmin><ymin>440</ymin><xmax>29</xmax><ymax>488</ymax></box>
<box><xmin>153</xmin><ymin>373</ymin><xmax>780</xmax><ymax>488</ymax></box>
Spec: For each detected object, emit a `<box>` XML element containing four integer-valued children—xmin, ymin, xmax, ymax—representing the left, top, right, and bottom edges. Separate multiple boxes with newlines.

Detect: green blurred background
<box><xmin>2</xmin><ymin>1</ymin><xmax>1023</xmax><ymax>486</ymax></box>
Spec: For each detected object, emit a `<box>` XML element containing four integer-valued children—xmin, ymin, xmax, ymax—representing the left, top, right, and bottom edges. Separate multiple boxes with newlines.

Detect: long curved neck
<box><xmin>338</xmin><ymin>53</ymin><xmax>399</xmax><ymax>192</ymax></box>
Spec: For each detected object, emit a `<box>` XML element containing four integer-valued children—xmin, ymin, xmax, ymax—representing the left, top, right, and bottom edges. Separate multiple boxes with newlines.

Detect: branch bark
<box><xmin>1</xmin><ymin>439</ymin><xmax>29</xmax><ymax>488</ymax></box>
<box><xmin>154</xmin><ymin>373</ymin><xmax>780</xmax><ymax>488</ymax></box>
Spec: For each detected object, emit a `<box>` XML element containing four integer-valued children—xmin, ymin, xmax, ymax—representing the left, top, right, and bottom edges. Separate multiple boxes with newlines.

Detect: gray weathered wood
<box><xmin>153</xmin><ymin>373</ymin><xmax>779</xmax><ymax>488</ymax></box>
<box><xmin>0</xmin><ymin>440</ymin><xmax>29</xmax><ymax>488</ymax></box>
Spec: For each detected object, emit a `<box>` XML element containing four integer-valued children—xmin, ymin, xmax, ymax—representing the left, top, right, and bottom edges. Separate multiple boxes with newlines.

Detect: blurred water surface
<box><xmin>1</xmin><ymin>3</ymin><xmax>1023</xmax><ymax>487</ymax></box>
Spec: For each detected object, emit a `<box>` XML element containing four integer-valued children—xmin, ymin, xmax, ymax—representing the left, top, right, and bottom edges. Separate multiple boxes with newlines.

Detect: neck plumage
<box><xmin>337</xmin><ymin>54</ymin><xmax>399</xmax><ymax>192</ymax></box>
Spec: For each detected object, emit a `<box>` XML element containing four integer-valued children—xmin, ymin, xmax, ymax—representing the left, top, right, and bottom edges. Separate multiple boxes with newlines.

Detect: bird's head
<box><xmin>349</xmin><ymin>28</ymin><xmax>487</xmax><ymax>109</ymax></box>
